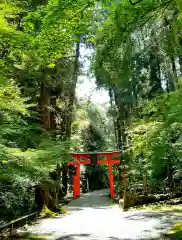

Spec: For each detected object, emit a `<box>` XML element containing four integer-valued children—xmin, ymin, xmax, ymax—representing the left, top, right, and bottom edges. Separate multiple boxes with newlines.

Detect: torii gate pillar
<box><xmin>108</xmin><ymin>154</ymin><xmax>115</xmax><ymax>197</ymax></box>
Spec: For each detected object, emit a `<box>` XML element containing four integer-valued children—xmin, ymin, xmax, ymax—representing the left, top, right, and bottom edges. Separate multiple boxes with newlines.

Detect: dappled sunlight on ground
<box><xmin>131</xmin><ymin>201</ymin><xmax>182</xmax><ymax>213</ymax></box>
<box><xmin>13</xmin><ymin>190</ymin><xmax>182</xmax><ymax>240</ymax></box>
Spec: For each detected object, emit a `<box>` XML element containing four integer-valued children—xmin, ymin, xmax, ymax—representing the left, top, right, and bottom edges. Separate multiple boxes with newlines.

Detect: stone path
<box><xmin>17</xmin><ymin>189</ymin><xmax>182</xmax><ymax>239</ymax></box>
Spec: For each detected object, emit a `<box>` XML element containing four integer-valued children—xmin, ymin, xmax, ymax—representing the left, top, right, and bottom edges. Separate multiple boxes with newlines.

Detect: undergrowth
<box><xmin>131</xmin><ymin>203</ymin><xmax>182</xmax><ymax>212</ymax></box>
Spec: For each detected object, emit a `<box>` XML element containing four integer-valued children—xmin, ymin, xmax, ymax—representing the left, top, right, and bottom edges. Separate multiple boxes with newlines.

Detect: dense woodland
<box><xmin>1</xmin><ymin>0</ymin><xmax>182</xmax><ymax>225</ymax></box>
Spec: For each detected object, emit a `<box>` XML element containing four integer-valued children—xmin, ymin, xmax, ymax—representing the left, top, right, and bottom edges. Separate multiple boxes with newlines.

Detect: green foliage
<box><xmin>167</xmin><ymin>222</ymin><xmax>182</xmax><ymax>238</ymax></box>
<box><xmin>0</xmin><ymin>0</ymin><xmax>110</xmax><ymax>228</ymax></box>
<box><xmin>71</xmin><ymin>101</ymin><xmax>115</xmax><ymax>151</ymax></box>
<box><xmin>128</xmin><ymin>85</ymin><xmax>182</xmax><ymax>186</ymax></box>
<box><xmin>0</xmin><ymin>83</ymin><xmax>71</xmax><ymax>224</ymax></box>
<box><xmin>90</xmin><ymin>0</ymin><xmax>182</xmax><ymax>194</ymax></box>
<box><xmin>40</xmin><ymin>205</ymin><xmax>67</xmax><ymax>218</ymax></box>
<box><xmin>0</xmin><ymin>0</ymin><xmax>103</xmax><ymax>225</ymax></box>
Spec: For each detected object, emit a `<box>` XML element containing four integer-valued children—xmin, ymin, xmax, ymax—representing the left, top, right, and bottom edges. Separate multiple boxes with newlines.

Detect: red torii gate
<box><xmin>68</xmin><ymin>151</ymin><xmax>121</xmax><ymax>199</ymax></box>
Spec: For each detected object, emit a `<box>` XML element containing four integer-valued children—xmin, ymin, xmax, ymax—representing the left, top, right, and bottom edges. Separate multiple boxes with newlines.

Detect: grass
<box><xmin>165</xmin><ymin>222</ymin><xmax>182</xmax><ymax>239</ymax></box>
<box><xmin>40</xmin><ymin>205</ymin><xmax>67</xmax><ymax>218</ymax></box>
<box><xmin>28</xmin><ymin>236</ymin><xmax>51</xmax><ymax>239</ymax></box>
<box><xmin>10</xmin><ymin>233</ymin><xmax>53</xmax><ymax>239</ymax></box>
<box><xmin>131</xmin><ymin>203</ymin><xmax>182</xmax><ymax>213</ymax></box>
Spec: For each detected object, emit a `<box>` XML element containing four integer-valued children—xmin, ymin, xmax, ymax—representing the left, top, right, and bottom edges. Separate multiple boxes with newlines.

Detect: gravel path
<box><xmin>17</xmin><ymin>189</ymin><xmax>182</xmax><ymax>240</ymax></box>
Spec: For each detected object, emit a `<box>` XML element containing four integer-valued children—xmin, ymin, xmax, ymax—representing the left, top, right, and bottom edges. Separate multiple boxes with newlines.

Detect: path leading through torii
<box><xmin>17</xmin><ymin>189</ymin><xmax>182</xmax><ymax>240</ymax></box>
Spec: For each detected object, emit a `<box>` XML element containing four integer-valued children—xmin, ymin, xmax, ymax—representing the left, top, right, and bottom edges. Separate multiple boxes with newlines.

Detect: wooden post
<box><xmin>76</xmin><ymin>161</ymin><xmax>80</xmax><ymax>197</ymax></box>
<box><xmin>108</xmin><ymin>154</ymin><xmax>115</xmax><ymax>197</ymax></box>
<box><xmin>73</xmin><ymin>175</ymin><xmax>77</xmax><ymax>199</ymax></box>
<box><xmin>73</xmin><ymin>155</ymin><xmax>81</xmax><ymax>199</ymax></box>
<box><xmin>122</xmin><ymin>171</ymin><xmax>126</xmax><ymax>187</ymax></box>
<box><xmin>143</xmin><ymin>175</ymin><xmax>147</xmax><ymax>195</ymax></box>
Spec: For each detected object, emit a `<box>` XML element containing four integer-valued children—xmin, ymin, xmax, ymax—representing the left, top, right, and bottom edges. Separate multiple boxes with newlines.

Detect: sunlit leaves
<box><xmin>0</xmin><ymin>83</ymin><xmax>27</xmax><ymax>114</ymax></box>
<box><xmin>129</xmin><ymin>86</ymin><xmax>182</xmax><ymax>181</ymax></box>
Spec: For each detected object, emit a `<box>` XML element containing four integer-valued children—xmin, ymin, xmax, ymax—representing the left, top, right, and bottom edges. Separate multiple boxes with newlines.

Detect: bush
<box><xmin>127</xmin><ymin>85</ymin><xmax>182</xmax><ymax>191</ymax></box>
<box><xmin>0</xmin><ymin>83</ymin><xmax>71</xmax><ymax>224</ymax></box>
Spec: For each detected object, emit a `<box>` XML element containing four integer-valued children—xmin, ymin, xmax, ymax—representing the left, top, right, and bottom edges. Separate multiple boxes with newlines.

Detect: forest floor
<box><xmin>11</xmin><ymin>189</ymin><xmax>182</xmax><ymax>240</ymax></box>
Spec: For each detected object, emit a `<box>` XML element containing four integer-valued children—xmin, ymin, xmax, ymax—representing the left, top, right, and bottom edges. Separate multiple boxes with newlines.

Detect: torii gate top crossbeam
<box><xmin>71</xmin><ymin>151</ymin><xmax>121</xmax><ymax>157</ymax></box>
<box><xmin>69</xmin><ymin>151</ymin><xmax>121</xmax><ymax>165</ymax></box>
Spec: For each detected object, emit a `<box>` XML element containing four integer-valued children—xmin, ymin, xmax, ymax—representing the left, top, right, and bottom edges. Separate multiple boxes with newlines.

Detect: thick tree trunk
<box><xmin>108</xmin><ymin>85</ymin><xmax>118</xmax><ymax>146</ymax></box>
<box><xmin>167</xmin><ymin>162</ymin><xmax>174</xmax><ymax>191</ymax></box>
<box><xmin>66</xmin><ymin>40</ymin><xmax>80</xmax><ymax>139</ymax></box>
<box><xmin>164</xmin><ymin>15</ymin><xmax>178</xmax><ymax>91</ymax></box>
<box><xmin>170</xmin><ymin>54</ymin><xmax>178</xmax><ymax>91</ymax></box>
<box><xmin>131</xmin><ymin>72</ymin><xmax>138</xmax><ymax>117</ymax></box>
<box><xmin>178</xmin><ymin>54</ymin><xmax>182</xmax><ymax>76</ymax></box>
<box><xmin>61</xmin><ymin>163</ymin><xmax>68</xmax><ymax>197</ymax></box>
<box><xmin>148</xmin><ymin>44</ymin><xmax>162</xmax><ymax>97</ymax></box>
<box><xmin>143</xmin><ymin>175</ymin><xmax>148</xmax><ymax>195</ymax></box>
<box><xmin>57</xmin><ymin>41</ymin><xmax>80</xmax><ymax>141</ymax></box>
<box><xmin>113</xmin><ymin>85</ymin><xmax>127</xmax><ymax>149</ymax></box>
<box><xmin>40</xmin><ymin>82</ymin><xmax>51</xmax><ymax>130</ymax></box>
<box><xmin>34</xmin><ymin>184</ymin><xmax>60</xmax><ymax>213</ymax></box>
<box><xmin>50</xmin><ymin>96</ymin><xmax>57</xmax><ymax>130</ymax></box>
<box><xmin>177</xmin><ymin>36</ymin><xmax>182</xmax><ymax>75</ymax></box>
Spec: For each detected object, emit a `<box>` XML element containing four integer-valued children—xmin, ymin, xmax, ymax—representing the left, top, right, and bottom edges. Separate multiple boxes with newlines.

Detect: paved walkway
<box><xmin>17</xmin><ymin>189</ymin><xmax>182</xmax><ymax>239</ymax></box>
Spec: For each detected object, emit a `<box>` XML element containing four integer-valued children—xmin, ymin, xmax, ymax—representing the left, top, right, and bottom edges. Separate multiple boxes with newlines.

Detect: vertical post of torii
<box><xmin>108</xmin><ymin>153</ymin><xmax>115</xmax><ymax>197</ymax></box>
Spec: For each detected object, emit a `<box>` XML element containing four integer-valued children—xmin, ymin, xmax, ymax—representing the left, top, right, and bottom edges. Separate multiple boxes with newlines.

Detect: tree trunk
<box><xmin>148</xmin><ymin>41</ymin><xmax>162</xmax><ymax>97</ymax></box>
<box><xmin>167</xmin><ymin>165</ymin><xmax>174</xmax><ymax>192</ymax></box>
<box><xmin>108</xmin><ymin>85</ymin><xmax>118</xmax><ymax>146</ymax></box>
<box><xmin>178</xmin><ymin>54</ymin><xmax>182</xmax><ymax>76</ymax></box>
<box><xmin>170</xmin><ymin>54</ymin><xmax>178</xmax><ymax>91</ymax></box>
<box><xmin>61</xmin><ymin>163</ymin><xmax>68</xmax><ymax>197</ymax></box>
<box><xmin>131</xmin><ymin>72</ymin><xmax>138</xmax><ymax>118</ymax></box>
<box><xmin>34</xmin><ymin>184</ymin><xmax>60</xmax><ymax>213</ymax></box>
<box><xmin>113</xmin><ymin>85</ymin><xmax>127</xmax><ymax>149</ymax></box>
<box><xmin>164</xmin><ymin>15</ymin><xmax>178</xmax><ymax>91</ymax></box>
<box><xmin>67</xmin><ymin>40</ymin><xmax>80</xmax><ymax>139</ymax></box>
<box><xmin>143</xmin><ymin>175</ymin><xmax>148</xmax><ymax>195</ymax></box>
<box><xmin>40</xmin><ymin>82</ymin><xmax>51</xmax><ymax>130</ymax></box>
<box><xmin>50</xmin><ymin>96</ymin><xmax>57</xmax><ymax>130</ymax></box>
<box><xmin>58</xmin><ymin>41</ymin><xmax>80</xmax><ymax>140</ymax></box>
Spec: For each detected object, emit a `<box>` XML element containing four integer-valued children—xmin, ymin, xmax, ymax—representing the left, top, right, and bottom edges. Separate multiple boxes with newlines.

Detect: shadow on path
<box><xmin>56</xmin><ymin>235</ymin><xmax>170</xmax><ymax>240</ymax></box>
<box><xmin>56</xmin><ymin>233</ymin><xmax>91</xmax><ymax>240</ymax></box>
<box><xmin>124</xmin><ymin>210</ymin><xmax>182</xmax><ymax>228</ymax></box>
<box><xmin>65</xmin><ymin>189</ymin><xmax>111</xmax><ymax>212</ymax></box>
<box><xmin>10</xmin><ymin>233</ymin><xmax>175</xmax><ymax>240</ymax></box>
<box><xmin>10</xmin><ymin>189</ymin><xmax>182</xmax><ymax>240</ymax></box>
<box><xmin>121</xmin><ymin>210</ymin><xmax>182</xmax><ymax>239</ymax></box>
